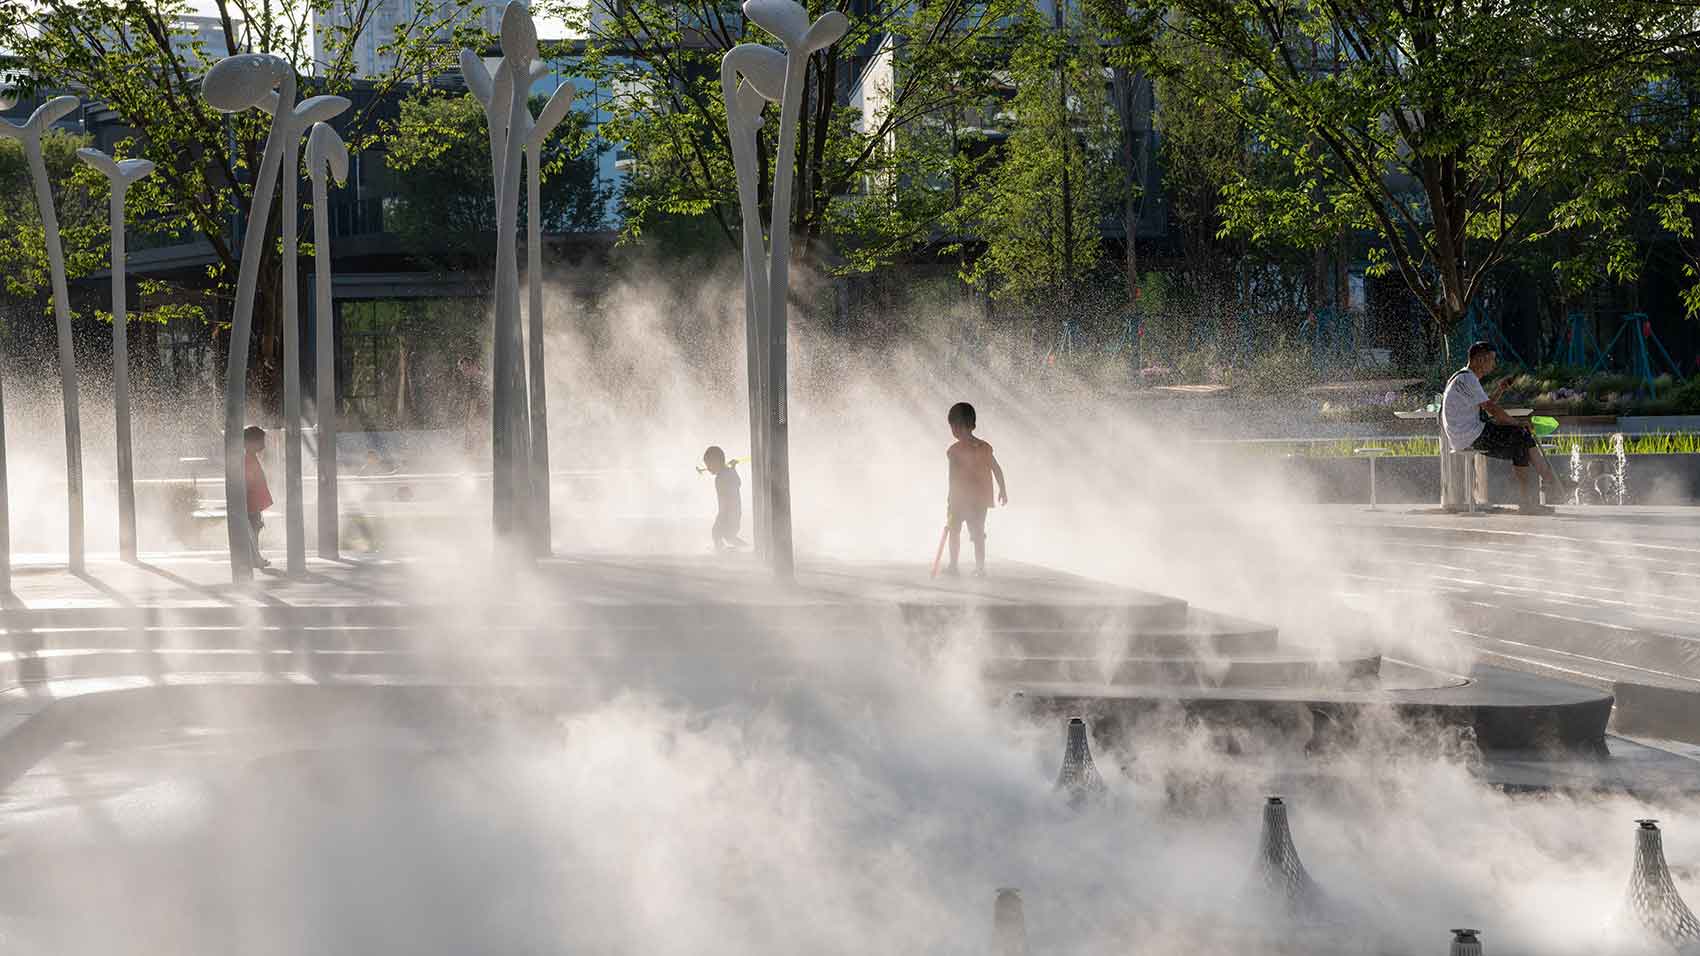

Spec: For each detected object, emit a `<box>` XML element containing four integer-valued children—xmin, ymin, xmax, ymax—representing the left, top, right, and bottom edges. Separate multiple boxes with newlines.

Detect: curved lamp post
<box><xmin>307</xmin><ymin>121</ymin><xmax>348</xmax><ymax>560</ymax></box>
<box><xmin>724</xmin><ymin>1</ymin><xmax>847</xmax><ymax>578</ymax></box>
<box><xmin>461</xmin><ymin>7</ymin><xmax>540</xmax><ymax>553</ymax></box>
<box><xmin>202</xmin><ymin>53</ymin><xmax>296</xmax><ymax>582</ymax></box>
<box><xmin>76</xmin><ymin>148</ymin><xmax>155</xmax><ymax>563</ymax></box>
<box><xmin>720</xmin><ymin>45</ymin><xmax>784</xmax><ymax>558</ymax></box>
<box><xmin>268</xmin><ymin>92</ymin><xmax>350</xmax><ymax>577</ymax></box>
<box><xmin>523</xmin><ymin>81</ymin><xmax>575</xmax><ymax>557</ymax></box>
<box><xmin>2</xmin><ymin>95</ymin><xmax>87</xmax><ymax>572</ymax></box>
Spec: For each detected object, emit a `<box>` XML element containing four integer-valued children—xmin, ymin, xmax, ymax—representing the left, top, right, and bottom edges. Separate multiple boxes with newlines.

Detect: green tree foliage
<box><xmin>0</xmin><ymin>129</ymin><xmax>104</xmax><ymax>305</ymax></box>
<box><xmin>1096</xmin><ymin>0</ymin><xmax>1700</xmax><ymax>338</ymax></box>
<box><xmin>962</xmin><ymin>7</ymin><xmax>1123</xmax><ymax>304</ymax></box>
<box><xmin>0</xmin><ymin>0</ymin><xmax>496</xmax><ymax>394</ymax></box>
<box><xmin>552</xmin><ymin>0</ymin><xmax>1027</xmax><ymax>268</ymax></box>
<box><xmin>384</xmin><ymin>91</ymin><xmax>609</xmax><ymax>269</ymax></box>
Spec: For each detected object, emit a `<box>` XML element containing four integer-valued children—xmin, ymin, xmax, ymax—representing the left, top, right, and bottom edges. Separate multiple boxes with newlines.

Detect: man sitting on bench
<box><xmin>1442</xmin><ymin>340</ymin><xmax>1563</xmax><ymax>514</ymax></box>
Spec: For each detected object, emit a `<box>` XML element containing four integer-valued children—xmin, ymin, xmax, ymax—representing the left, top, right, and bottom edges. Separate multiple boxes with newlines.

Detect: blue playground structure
<box><xmin>1592</xmin><ymin>312</ymin><xmax>1685</xmax><ymax>395</ymax></box>
<box><xmin>1547</xmin><ymin>310</ymin><xmax>1603</xmax><ymax>369</ymax></box>
<box><xmin>1447</xmin><ymin>301</ymin><xmax>1524</xmax><ymax>368</ymax></box>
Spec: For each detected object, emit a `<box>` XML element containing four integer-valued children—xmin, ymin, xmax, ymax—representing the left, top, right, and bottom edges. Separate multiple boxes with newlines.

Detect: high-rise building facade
<box><xmin>313</xmin><ymin>0</ymin><xmax>515</xmax><ymax>78</ymax></box>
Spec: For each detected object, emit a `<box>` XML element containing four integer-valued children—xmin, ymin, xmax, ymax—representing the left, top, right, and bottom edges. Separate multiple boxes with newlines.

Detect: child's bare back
<box><xmin>943</xmin><ymin>402</ymin><xmax>1007</xmax><ymax>576</ymax></box>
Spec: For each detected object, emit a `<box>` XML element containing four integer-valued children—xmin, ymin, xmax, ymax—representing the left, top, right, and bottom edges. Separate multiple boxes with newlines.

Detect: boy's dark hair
<box><xmin>947</xmin><ymin>402</ymin><xmax>976</xmax><ymax>430</ymax></box>
<box><xmin>243</xmin><ymin>425</ymin><xmax>265</xmax><ymax>442</ymax></box>
<box><xmin>1467</xmin><ymin>340</ymin><xmax>1496</xmax><ymax>361</ymax></box>
<box><xmin>702</xmin><ymin>445</ymin><xmax>725</xmax><ymax>466</ymax></box>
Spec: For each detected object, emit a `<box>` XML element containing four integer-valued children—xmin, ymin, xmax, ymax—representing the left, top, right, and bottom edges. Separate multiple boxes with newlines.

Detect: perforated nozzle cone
<box><xmin>994</xmin><ymin>888</ymin><xmax>1026</xmax><ymax>956</ymax></box>
<box><xmin>1253</xmin><ymin>796</ymin><xmax>1322</xmax><ymax>913</ymax></box>
<box><xmin>1620</xmin><ymin>820</ymin><xmax>1700</xmax><ymax>949</ymax></box>
<box><xmin>1053</xmin><ymin>717</ymin><xmax>1107</xmax><ymax>807</ymax></box>
<box><xmin>1449</xmin><ymin>928</ymin><xmax>1482</xmax><ymax>956</ymax></box>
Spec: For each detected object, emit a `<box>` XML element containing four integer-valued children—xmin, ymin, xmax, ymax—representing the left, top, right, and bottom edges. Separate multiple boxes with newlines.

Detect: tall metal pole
<box><xmin>281</xmin><ymin>129</ymin><xmax>306</xmax><ymax>577</ymax></box>
<box><xmin>309</xmin><ymin>123</ymin><xmax>346</xmax><ymax>560</ymax></box>
<box><xmin>525</xmin><ymin>134</ymin><xmax>551</xmax><ymax>556</ymax></box>
<box><xmin>77</xmin><ymin>151</ymin><xmax>155</xmax><ymax>562</ymax></box>
<box><xmin>203</xmin><ymin>54</ymin><xmax>296</xmax><ymax>583</ymax></box>
<box><xmin>5</xmin><ymin>97</ymin><xmax>87</xmax><ymax>572</ymax></box>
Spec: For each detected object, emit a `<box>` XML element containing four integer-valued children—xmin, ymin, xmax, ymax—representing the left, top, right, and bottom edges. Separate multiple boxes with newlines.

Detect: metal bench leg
<box><xmin>1368</xmin><ymin>457</ymin><xmax>1378</xmax><ymax>510</ymax></box>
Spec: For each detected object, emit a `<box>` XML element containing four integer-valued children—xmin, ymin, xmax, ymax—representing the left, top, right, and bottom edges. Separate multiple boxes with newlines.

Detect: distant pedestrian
<box><xmin>942</xmin><ymin>401</ymin><xmax>1007</xmax><ymax>577</ymax></box>
<box><xmin>243</xmin><ymin>425</ymin><xmax>273</xmax><ymax>569</ymax></box>
<box><xmin>702</xmin><ymin>445</ymin><xmax>746</xmax><ymax>552</ymax></box>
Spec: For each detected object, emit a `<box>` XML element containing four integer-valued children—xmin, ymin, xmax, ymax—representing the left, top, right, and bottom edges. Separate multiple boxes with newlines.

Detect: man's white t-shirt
<box><xmin>1442</xmin><ymin>367</ymin><xmax>1491</xmax><ymax>449</ymax></box>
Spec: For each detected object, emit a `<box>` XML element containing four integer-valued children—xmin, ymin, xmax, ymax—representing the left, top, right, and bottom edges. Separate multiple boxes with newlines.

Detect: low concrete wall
<box><xmin>1280</xmin><ymin>454</ymin><xmax>1700</xmax><ymax>505</ymax></box>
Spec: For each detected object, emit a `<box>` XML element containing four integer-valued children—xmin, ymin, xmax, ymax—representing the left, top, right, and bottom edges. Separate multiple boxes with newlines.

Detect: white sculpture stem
<box><xmin>721</xmin><ymin>51</ymin><xmax>781</xmax><ymax>558</ymax></box>
<box><xmin>77</xmin><ymin>149</ymin><xmax>155</xmax><ymax>563</ymax></box>
<box><xmin>524</xmin><ymin>82</ymin><xmax>573</xmax><ymax>558</ymax></box>
<box><xmin>272</xmin><ymin>95</ymin><xmax>349</xmax><ymax>577</ymax></box>
<box><xmin>281</xmin><ymin>125</ymin><xmax>305</xmax><ymax>576</ymax></box>
<box><xmin>525</xmin><ymin>129</ymin><xmax>550</xmax><ymax>556</ymax></box>
<box><xmin>3</xmin><ymin>96</ymin><xmax>85</xmax><ymax>572</ymax></box>
<box><xmin>734</xmin><ymin>2</ymin><xmax>848</xmax><ymax>577</ymax></box>
<box><xmin>490</xmin><ymin>13</ymin><xmax>536</xmax><ymax>551</ymax></box>
<box><xmin>203</xmin><ymin>54</ymin><xmax>296</xmax><ymax>582</ymax></box>
<box><xmin>463</xmin><ymin>38</ymin><xmax>541</xmax><ymax>554</ymax></box>
<box><xmin>308</xmin><ymin>122</ymin><xmax>347</xmax><ymax>560</ymax></box>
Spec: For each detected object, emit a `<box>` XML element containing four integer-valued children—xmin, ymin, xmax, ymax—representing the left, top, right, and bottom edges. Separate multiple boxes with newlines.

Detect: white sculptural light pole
<box><xmin>725</xmin><ymin>0</ymin><xmax>848</xmax><ymax>578</ymax></box>
<box><xmin>271</xmin><ymin>93</ymin><xmax>351</xmax><ymax>577</ymax></box>
<box><xmin>720</xmin><ymin>45</ymin><xmax>785</xmax><ymax>558</ymax></box>
<box><xmin>308</xmin><ymin>121</ymin><xmax>348</xmax><ymax>560</ymax></box>
<box><xmin>76</xmin><ymin>148</ymin><xmax>155</xmax><ymax>563</ymax></box>
<box><xmin>461</xmin><ymin>5</ymin><xmax>540</xmax><ymax>553</ymax></box>
<box><xmin>523</xmin><ymin>81</ymin><xmax>575</xmax><ymax>557</ymax></box>
<box><xmin>203</xmin><ymin>53</ymin><xmax>296</xmax><ymax>582</ymax></box>
<box><xmin>2</xmin><ymin>95</ymin><xmax>87</xmax><ymax>573</ymax></box>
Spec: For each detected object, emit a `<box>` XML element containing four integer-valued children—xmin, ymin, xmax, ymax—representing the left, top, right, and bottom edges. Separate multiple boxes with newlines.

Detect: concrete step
<box><xmin>982</xmin><ymin>650</ymin><xmax>1379</xmax><ymax>689</ymax></box>
<box><xmin>1005</xmin><ymin>664</ymin><xmax>1614</xmax><ymax>754</ymax></box>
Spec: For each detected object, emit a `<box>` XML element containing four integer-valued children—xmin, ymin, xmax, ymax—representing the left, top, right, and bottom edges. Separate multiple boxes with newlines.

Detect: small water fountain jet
<box><xmin>1618</xmin><ymin>819</ymin><xmax>1700</xmax><ymax>951</ymax></box>
<box><xmin>1053</xmin><ymin>716</ymin><xmax>1107</xmax><ymax>807</ymax></box>
<box><xmin>993</xmin><ymin>888</ymin><xmax>1026</xmax><ymax>956</ymax></box>
<box><xmin>1449</xmin><ymin>928</ymin><xmax>1483</xmax><ymax>956</ymax></box>
<box><xmin>1613</xmin><ymin>432</ymin><xmax>1629</xmax><ymax>505</ymax></box>
<box><xmin>1252</xmin><ymin>796</ymin><xmax>1323</xmax><ymax>915</ymax></box>
<box><xmin>1571</xmin><ymin>443</ymin><xmax>1584</xmax><ymax>505</ymax></box>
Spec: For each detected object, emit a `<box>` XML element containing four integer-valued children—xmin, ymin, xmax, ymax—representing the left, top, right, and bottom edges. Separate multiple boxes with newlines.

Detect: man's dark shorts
<box><xmin>950</xmin><ymin>505</ymin><xmax>988</xmax><ymax>542</ymax></box>
<box><xmin>1471</xmin><ymin>420</ymin><xmax>1535</xmax><ymax>467</ymax></box>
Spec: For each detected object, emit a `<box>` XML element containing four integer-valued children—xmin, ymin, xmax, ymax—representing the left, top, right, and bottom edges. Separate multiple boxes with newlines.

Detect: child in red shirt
<box><xmin>945</xmin><ymin>402</ymin><xmax>1007</xmax><ymax>577</ymax></box>
<box><xmin>244</xmin><ymin>426</ymin><xmax>273</xmax><ymax>569</ymax></box>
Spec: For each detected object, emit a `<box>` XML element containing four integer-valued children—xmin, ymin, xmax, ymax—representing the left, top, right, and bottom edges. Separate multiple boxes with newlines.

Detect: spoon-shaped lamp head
<box><xmin>743</xmin><ymin>0</ymin><xmax>811</xmax><ymax>50</ymax></box>
<box><xmin>500</xmin><ymin>2</ymin><xmax>540</xmax><ymax>63</ymax></box>
<box><xmin>800</xmin><ymin>11</ymin><xmax>849</xmax><ymax>54</ymax></box>
<box><xmin>460</xmin><ymin>48</ymin><xmax>495</xmax><ymax>107</ymax></box>
<box><xmin>75</xmin><ymin>148</ymin><xmax>156</xmax><ymax>186</ymax></box>
<box><xmin>725</xmin><ymin>44</ymin><xmax>788</xmax><ymax>102</ymax></box>
<box><xmin>743</xmin><ymin>0</ymin><xmax>849</xmax><ymax>56</ymax></box>
<box><xmin>203</xmin><ymin>54</ymin><xmax>293</xmax><ymax>113</ymax></box>
<box><xmin>294</xmin><ymin>94</ymin><xmax>351</xmax><ymax>127</ymax></box>
<box><xmin>0</xmin><ymin>94</ymin><xmax>80</xmax><ymax>142</ymax></box>
<box><xmin>531</xmin><ymin>83</ymin><xmax>575</xmax><ymax>142</ymax></box>
<box><xmin>307</xmin><ymin>122</ymin><xmax>349</xmax><ymax>185</ymax></box>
